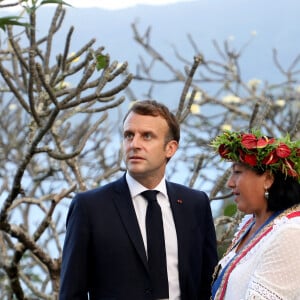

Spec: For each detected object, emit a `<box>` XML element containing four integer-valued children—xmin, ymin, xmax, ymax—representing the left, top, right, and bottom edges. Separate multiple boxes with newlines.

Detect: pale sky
<box><xmin>0</xmin><ymin>0</ymin><xmax>197</xmax><ymax>12</ymax></box>
<box><xmin>66</xmin><ymin>0</ymin><xmax>196</xmax><ymax>10</ymax></box>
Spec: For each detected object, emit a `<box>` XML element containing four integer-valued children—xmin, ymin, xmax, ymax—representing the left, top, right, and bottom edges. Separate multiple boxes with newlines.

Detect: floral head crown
<box><xmin>211</xmin><ymin>129</ymin><xmax>300</xmax><ymax>182</ymax></box>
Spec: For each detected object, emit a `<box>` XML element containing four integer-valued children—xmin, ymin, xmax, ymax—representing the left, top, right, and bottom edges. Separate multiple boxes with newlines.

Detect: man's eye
<box><xmin>144</xmin><ymin>133</ymin><xmax>152</xmax><ymax>140</ymax></box>
<box><xmin>124</xmin><ymin>133</ymin><xmax>133</xmax><ymax>139</ymax></box>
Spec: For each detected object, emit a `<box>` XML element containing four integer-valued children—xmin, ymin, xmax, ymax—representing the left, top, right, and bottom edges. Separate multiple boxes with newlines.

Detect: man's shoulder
<box><xmin>166</xmin><ymin>181</ymin><xmax>208</xmax><ymax>198</ymax></box>
<box><xmin>75</xmin><ymin>175</ymin><xmax>126</xmax><ymax>199</ymax></box>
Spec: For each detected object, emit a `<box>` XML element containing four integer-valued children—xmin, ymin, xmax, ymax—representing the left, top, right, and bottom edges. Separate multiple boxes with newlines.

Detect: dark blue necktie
<box><xmin>141</xmin><ymin>190</ymin><xmax>169</xmax><ymax>299</ymax></box>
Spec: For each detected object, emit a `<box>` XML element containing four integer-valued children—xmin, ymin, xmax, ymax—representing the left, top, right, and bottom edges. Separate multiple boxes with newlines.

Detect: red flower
<box><xmin>268</xmin><ymin>138</ymin><xmax>276</xmax><ymax>145</ymax></box>
<box><xmin>244</xmin><ymin>153</ymin><xmax>257</xmax><ymax>166</ymax></box>
<box><xmin>257</xmin><ymin>136</ymin><xmax>275</xmax><ymax>148</ymax></box>
<box><xmin>241</xmin><ymin>134</ymin><xmax>257</xmax><ymax>149</ymax></box>
<box><xmin>238</xmin><ymin>149</ymin><xmax>245</xmax><ymax>162</ymax></box>
<box><xmin>262</xmin><ymin>150</ymin><xmax>279</xmax><ymax>165</ymax></box>
<box><xmin>218</xmin><ymin>144</ymin><xmax>230</xmax><ymax>159</ymax></box>
<box><xmin>239</xmin><ymin>149</ymin><xmax>257</xmax><ymax>166</ymax></box>
<box><xmin>287</xmin><ymin>168</ymin><xmax>298</xmax><ymax>177</ymax></box>
<box><xmin>257</xmin><ymin>137</ymin><xmax>268</xmax><ymax>148</ymax></box>
<box><xmin>284</xmin><ymin>159</ymin><xmax>298</xmax><ymax>177</ymax></box>
<box><xmin>276</xmin><ymin>143</ymin><xmax>291</xmax><ymax>158</ymax></box>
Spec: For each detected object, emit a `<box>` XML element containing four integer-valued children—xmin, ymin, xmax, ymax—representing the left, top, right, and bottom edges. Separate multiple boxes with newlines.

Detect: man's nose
<box><xmin>130</xmin><ymin>135</ymin><xmax>141</xmax><ymax>148</ymax></box>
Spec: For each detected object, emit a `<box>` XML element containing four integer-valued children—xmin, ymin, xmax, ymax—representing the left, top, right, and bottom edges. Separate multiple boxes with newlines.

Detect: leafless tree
<box><xmin>129</xmin><ymin>22</ymin><xmax>300</xmax><ymax>253</ymax></box>
<box><xmin>0</xmin><ymin>1</ymin><xmax>132</xmax><ymax>298</ymax></box>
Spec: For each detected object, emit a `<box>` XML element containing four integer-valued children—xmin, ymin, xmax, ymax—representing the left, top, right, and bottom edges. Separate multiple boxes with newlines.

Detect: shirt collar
<box><xmin>126</xmin><ymin>172</ymin><xmax>167</xmax><ymax>198</ymax></box>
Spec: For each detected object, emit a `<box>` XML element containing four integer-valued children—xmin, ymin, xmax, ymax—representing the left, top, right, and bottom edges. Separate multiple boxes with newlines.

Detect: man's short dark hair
<box><xmin>123</xmin><ymin>100</ymin><xmax>180</xmax><ymax>143</ymax></box>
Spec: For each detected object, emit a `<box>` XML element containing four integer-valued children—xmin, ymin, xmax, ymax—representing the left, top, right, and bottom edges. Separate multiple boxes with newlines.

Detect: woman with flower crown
<box><xmin>210</xmin><ymin>129</ymin><xmax>300</xmax><ymax>300</ymax></box>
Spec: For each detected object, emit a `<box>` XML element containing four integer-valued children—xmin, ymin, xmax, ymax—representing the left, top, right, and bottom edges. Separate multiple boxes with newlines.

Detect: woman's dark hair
<box><xmin>123</xmin><ymin>100</ymin><xmax>180</xmax><ymax>143</ymax></box>
<box><xmin>242</xmin><ymin>164</ymin><xmax>300</xmax><ymax>212</ymax></box>
<box><xmin>267</xmin><ymin>172</ymin><xmax>300</xmax><ymax>211</ymax></box>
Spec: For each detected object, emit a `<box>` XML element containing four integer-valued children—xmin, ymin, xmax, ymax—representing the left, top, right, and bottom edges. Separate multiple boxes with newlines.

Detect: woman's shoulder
<box><xmin>261</xmin><ymin>205</ymin><xmax>300</xmax><ymax>248</ymax></box>
<box><xmin>272</xmin><ymin>206</ymin><xmax>300</xmax><ymax>234</ymax></box>
<box><xmin>274</xmin><ymin>205</ymin><xmax>300</xmax><ymax>225</ymax></box>
<box><xmin>263</xmin><ymin>211</ymin><xmax>300</xmax><ymax>253</ymax></box>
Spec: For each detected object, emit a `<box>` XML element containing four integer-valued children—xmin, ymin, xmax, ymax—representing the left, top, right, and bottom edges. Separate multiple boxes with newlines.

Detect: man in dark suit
<box><xmin>59</xmin><ymin>100</ymin><xmax>218</xmax><ymax>300</ymax></box>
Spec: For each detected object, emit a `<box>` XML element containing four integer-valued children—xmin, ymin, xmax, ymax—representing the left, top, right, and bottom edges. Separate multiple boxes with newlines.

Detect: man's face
<box><xmin>123</xmin><ymin>112</ymin><xmax>178</xmax><ymax>187</ymax></box>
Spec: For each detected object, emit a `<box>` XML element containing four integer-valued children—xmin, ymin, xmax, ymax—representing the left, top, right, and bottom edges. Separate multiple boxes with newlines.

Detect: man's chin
<box><xmin>127</xmin><ymin>168</ymin><xmax>146</xmax><ymax>177</ymax></box>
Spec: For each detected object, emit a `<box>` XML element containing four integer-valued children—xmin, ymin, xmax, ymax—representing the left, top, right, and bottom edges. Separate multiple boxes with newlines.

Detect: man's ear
<box><xmin>165</xmin><ymin>140</ymin><xmax>178</xmax><ymax>159</ymax></box>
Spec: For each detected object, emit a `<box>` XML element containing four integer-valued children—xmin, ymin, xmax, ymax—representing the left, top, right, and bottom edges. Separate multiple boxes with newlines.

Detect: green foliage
<box><xmin>40</xmin><ymin>0</ymin><xmax>71</xmax><ymax>7</ymax></box>
<box><xmin>96</xmin><ymin>54</ymin><xmax>109</xmax><ymax>71</ymax></box>
<box><xmin>223</xmin><ymin>203</ymin><xmax>237</xmax><ymax>217</ymax></box>
<box><xmin>0</xmin><ymin>0</ymin><xmax>71</xmax><ymax>31</ymax></box>
<box><xmin>0</xmin><ymin>16</ymin><xmax>28</xmax><ymax>31</ymax></box>
<box><xmin>22</xmin><ymin>0</ymin><xmax>71</xmax><ymax>13</ymax></box>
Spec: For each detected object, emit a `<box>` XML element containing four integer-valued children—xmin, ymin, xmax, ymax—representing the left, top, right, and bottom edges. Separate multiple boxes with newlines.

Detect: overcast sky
<box><xmin>66</xmin><ymin>0</ymin><xmax>196</xmax><ymax>10</ymax></box>
<box><xmin>0</xmin><ymin>0</ymin><xmax>197</xmax><ymax>12</ymax></box>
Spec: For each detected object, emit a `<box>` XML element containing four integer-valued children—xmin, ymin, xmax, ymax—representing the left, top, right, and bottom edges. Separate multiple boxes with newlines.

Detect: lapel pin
<box><xmin>177</xmin><ymin>199</ymin><xmax>183</xmax><ymax>204</ymax></box>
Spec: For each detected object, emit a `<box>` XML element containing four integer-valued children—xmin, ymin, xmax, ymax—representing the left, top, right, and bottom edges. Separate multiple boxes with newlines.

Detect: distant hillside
<box><xmin>57</xmin><ymin>0</ymin><xmax>300</xmax><ymax>82</ymax></box>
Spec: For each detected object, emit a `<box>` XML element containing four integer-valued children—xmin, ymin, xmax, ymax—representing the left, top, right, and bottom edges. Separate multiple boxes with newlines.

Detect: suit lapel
<box><xmin>112</xmin><ymin>175</ymin><xmax>149</xmax><ymax>271</ymax></box>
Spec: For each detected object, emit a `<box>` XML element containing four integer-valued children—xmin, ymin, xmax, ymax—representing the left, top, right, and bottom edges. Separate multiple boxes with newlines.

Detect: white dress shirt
<box><xmin>126</xmin><ymin>173</ymin><xmax>180</xmax><ymax>300</ymax></box>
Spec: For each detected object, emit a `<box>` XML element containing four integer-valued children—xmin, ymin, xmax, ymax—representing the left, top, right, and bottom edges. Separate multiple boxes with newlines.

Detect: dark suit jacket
<box><xmin>59</xmin><ymin>174</ymin><xmax>217</xmax><ymax>300</ymax></box>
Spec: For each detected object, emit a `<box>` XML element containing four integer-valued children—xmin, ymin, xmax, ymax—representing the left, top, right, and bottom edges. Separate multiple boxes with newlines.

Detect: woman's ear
<box><xmin>264</xmin><ymin>170</ymin><xmax>275</xmax><ymax>188</ymax></box>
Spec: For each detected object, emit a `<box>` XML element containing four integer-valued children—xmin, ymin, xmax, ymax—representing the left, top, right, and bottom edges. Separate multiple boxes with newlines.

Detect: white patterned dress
<box><xmin>212</xmin><ymin>205</ymin><xmax>300</xmax><ymax>300</ymax></box>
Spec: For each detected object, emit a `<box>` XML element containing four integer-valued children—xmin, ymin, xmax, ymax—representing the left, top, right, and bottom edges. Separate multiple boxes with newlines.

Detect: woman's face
<box><xmin>227</xmin><ymin>163</ymin><xmax>274</xmax><ymax>215</ymax></box>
